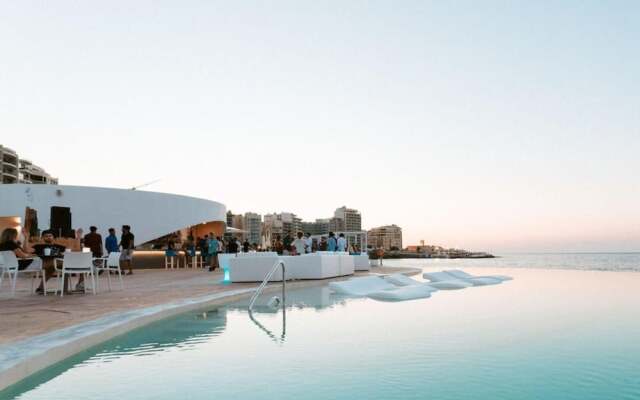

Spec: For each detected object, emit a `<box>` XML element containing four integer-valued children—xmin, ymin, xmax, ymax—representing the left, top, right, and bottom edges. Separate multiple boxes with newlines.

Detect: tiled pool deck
<box><xmin>0</xmin><ymin>266</ymin><xmax>419</xmax><ymax>391</ymax></box>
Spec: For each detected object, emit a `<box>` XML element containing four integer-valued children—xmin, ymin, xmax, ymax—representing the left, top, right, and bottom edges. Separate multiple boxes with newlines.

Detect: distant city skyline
<box><xmin>1</xmin><ymin>1</ymin><xmax>638</xmax><ymax>253</ymax></box>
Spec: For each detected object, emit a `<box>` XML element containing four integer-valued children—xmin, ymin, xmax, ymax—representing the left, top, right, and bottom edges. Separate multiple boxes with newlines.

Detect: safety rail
<box><xmin>248</xmin><ymin>259</ymin><xmax>286</xmax><ymax>312</ymax></box>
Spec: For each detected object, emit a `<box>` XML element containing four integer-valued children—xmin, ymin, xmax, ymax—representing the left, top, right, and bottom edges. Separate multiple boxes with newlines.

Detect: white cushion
<box><xmin>445</xmin><ymin>269</ymin><xmax>512</xmax><ymax>282</ymax></box>
<box><xmin>329</xmin><ymin>276</ymin><xmax>395</xmax><ymax>296</ymax></box>
<box><xmin>368</xmin><ymin>285</ymin><xmax>433</xmax><ymax>301</ymax></box>
<box><xmin>426</xmin><ymin>280</ymin><xmax>472</xmax><ymax>290</ymax></box>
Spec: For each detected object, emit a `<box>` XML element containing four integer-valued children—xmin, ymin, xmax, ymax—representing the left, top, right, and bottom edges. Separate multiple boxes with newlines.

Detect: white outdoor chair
<box><xmin>165</xmin><ymin>250</ymin><xmax>179</xmax><ymax>269</ymax></box>
<box><xmin>95</xmin><ymin>252</ymin><xmax>124</xmax><ymax>291</ymax></box>
<box><xmin>0</xmin><ymin>250</ymin><xmax>46</xmax><ymax>297</ymax></box>
<box><xmin>55</xmin><ymin>252</ymin><xmax>96</xmax><ymax>297</ymax></box>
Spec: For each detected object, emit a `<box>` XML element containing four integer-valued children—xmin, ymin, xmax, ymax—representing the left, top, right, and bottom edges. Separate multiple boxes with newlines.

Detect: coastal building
<box><xmin>301</xmin><ymin>218</ymin><xmax>330</xmax><ymax>235</ymax></box>
<box><xmin>368</xmin><ymin>224</ymin><xmax>403</xmax><ymax>250</ymax></box>
<box><xmin>333</xmin><ymin>206</ymin><xmax>361</xmax><ymax>231</ymax></box>
<box><xmin>264</xmin><ymin>212</ymin><xmax>301</xmax><ymax>237</ymax></box>
<box><xmin>0</xmin><ymin>145</ymin><xmax>57</xmax><ymax>184</ymax></box>
<box><xmin>1</xmin><ymin>145</ymin><xmax>20</xmax><ymax>184</ymax></box>
<box><xmin>243</xmin><ymin>212</ymin><xmax>262</xmax><ymax>245</ymax></box>
<box><xmin>0</xmin><ymin>184</ymin><xmax>227</xmax><ymax>246</ymax></box>
<box><xmin>19</xmin><ymin>159</ymin><xmax>58</xmax><ymax>184</ymax></box>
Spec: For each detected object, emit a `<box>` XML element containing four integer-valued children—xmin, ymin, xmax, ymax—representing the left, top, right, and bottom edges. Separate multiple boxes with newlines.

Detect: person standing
<box><xmin>119</xmin><ymin>225</ymin><xmax>135</xmax><ymax>275</ymax></box>
<box><xmin>199</xmin><ymin>235</ymin><xmax>209</xmax><ymax>266</ymax></box>
<box><xmin>282</xmin><ymin>233</ymin><xmax>293</xmax><ymax>255</ymax></box>
<box><xmin>337</xmin><ymin>233</ymin><xmax>347</xmax><ymax>252</ymax></box>
<box><xmin>208</xmin><ymin>235</ymin><xmax>220</xmax><ymax>271</ymax></box>
<box><xmin>292</xmin><ymin>232</ymin><xmax>307</xmax><ymax>256</ymax></box>
<box><xmin>327</xmin><ymin>232</ymin><xmax>337</xmax><ymax>252</ymax></box>
<box><xmin>83</xmin><ymin>226</ymin><xmax>103</xmax><ymax>258</ymax></box>
<box><xmin>227</xmin><ymin>237</ymin><xmax>239</xmax><ymax>253</ymax></box>
<box><xmin>274</xmin><ymin>235</ymin><xmax>284</xmax><ymax>255</ymax></box>
<box><xmin>304</xmin><ymin>232</ymin><xmax>313</xmax><ymax>254</ymax></box>
<box><xmin>242</xmin><ymin>239</ymin><xmax>250</xmax><ymax>253</ymax></box>
<box><xmin>105</xmin><ymin>228</ymin><xmax>119</xmax><ymax>254</ymax></box>
<box><xmin>319</xmin><ymin>236</ymin><xmax>328</xmax><ymax>251</ymax></box>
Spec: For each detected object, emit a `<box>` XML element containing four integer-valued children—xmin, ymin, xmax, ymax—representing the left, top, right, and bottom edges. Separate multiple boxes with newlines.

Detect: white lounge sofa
<box><xmin>423</xmin><ymin>271</ymin><xmax>495</xmax><ymax>287</ymax></box>
<box><xmin>228</xmin><ymin>252</ymin><xmax>356</xmax><ymax>282</ymax></box>
<box><xmin>353</xmin><ymin>254</ymin><xmax>370</xmax><ymax>271</ymax></box>
<box><xmin>329</xmin><ymin>276</ymin><xmax>396</xmax><ymax>296</ymax></box>
<box><xmin>228</xmin><ymin>255</ymin><xmax>287</xmax><ymax>282</ymax></box>
<box><xmin>368</xmin><ymin>285</ymin><xmax>434</xmax><ymax>302</ymax></box>
<box><xmin>286</xmin><ymin>254</ymin><xmax>340</xmax><ymax>280</ymax></box>
<box><xmin>445</xmin><ymin>269</ymin><xmax>512</xmax><ymax>282</ymax></box>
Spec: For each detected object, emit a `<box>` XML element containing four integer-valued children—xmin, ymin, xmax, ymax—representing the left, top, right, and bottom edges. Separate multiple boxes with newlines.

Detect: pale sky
<box><xmin>1</xmin><ymin>1</ymin><xmax>638</xmax><ymax>253</ymax></box>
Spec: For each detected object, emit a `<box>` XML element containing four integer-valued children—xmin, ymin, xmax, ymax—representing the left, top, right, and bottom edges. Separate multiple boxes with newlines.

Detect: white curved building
<box><xmin>0</xmin><ymin>184</ymin><xmax>226</xmax><ymax>245</ymax></box>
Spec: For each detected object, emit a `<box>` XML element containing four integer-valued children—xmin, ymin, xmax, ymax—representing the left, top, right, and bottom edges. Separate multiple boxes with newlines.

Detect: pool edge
<box><xmin>0</xmin><ymin>267</ymin><xmax>421</xmax><ymax>392</ymax></box>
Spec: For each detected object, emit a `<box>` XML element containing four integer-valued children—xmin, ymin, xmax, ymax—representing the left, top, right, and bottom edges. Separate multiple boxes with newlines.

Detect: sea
<box><xmin>385</xmin><ymin>252</ymin><xmax>640</xmax><ymax>272</ymax></box>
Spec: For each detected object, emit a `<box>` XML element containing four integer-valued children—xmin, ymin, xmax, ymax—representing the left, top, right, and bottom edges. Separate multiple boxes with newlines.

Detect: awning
<box><xmin>225</xmin><ymin>226</ymin><xmax>248</xmax><ymax>233</ymax></box>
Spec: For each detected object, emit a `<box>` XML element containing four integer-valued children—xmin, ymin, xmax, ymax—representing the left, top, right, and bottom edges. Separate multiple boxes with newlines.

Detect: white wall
<box><xmin>0</xmin><ymin>184</ymin><xmax>226</xmax><ymax>244</ymax></box>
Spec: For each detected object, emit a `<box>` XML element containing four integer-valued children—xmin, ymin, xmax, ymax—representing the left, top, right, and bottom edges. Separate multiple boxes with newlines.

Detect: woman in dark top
<box><xmin>0</xmin><ymin>228</ymin><xmax>35</xmax><ymax>270</ymax></box>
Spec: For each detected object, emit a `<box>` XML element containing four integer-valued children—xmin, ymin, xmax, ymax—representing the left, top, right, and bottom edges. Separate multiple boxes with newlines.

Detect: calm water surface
<box><xmin>387</xmin><ymin>252</ymin><xmax>640</xmax><ymax>272</ymax></box>
<box><xmin>3</xmin><ymin>266</ymin><xmax>640</xmax><ymax>400</ymax></box>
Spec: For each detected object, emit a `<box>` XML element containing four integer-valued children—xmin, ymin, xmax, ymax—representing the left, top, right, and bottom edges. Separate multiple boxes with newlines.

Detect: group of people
<box><xmin>0</xmin><ymin>225</ymin><xmax>135</xmax><ymax>294</ymax></box>
<box><xmin>164</xmin><ymin>231</ymin><xmax>358</xmax><ymax>272</ymax></box>
<box><xmin>172</xmin><ymin>234</ymin><xmax>243</xmax><ymax>272</ymax></box>
<box><xmin>272</xmin><ymin>231</ymin><xmax>356</xmax><ymax>255</ymax></box>
<box><xmin>79</xmin><ymin>225</ymin><xmax>135</xmax><ymax>276</ymax></box>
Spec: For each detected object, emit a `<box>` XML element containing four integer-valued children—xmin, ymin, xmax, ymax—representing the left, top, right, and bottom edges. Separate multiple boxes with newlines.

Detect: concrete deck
<box><xmin>0</xmin><ymin>266</ymin><xmax>418</xmax><ymax>346</ymax></box>
<box><xmin>0</xmin><ymin>266</ymin><xmax>419</xmax><ymax>391</ymax></box>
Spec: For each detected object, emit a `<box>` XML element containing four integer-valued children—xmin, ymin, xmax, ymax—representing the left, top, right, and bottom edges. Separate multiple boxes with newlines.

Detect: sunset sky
<box><xmin>2</xmin><ymin>1</ymin><xmax>638</xmax><ymax>252</ymax></box>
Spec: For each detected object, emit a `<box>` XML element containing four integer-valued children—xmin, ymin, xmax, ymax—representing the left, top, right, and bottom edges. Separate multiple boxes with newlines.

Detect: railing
<box><xmin>248</xmin><ymin>259</ymin><xmax>286</xmax><ymax>312</ymax></box>
<box><xmin>247</xmin><ymin>259</ymin><xmax>287</xmax><ymax>343</ymax></box>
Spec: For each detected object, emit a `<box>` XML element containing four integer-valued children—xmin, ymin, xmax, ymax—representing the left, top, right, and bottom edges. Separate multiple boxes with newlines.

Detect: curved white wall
<box><xmin>0</xmin><ymin>184</ymin><xmax>226</xmax><ymax>244</ymax></box>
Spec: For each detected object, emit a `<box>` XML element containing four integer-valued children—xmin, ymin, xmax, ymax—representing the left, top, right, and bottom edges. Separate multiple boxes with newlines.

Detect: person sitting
<box><xmin>32</xmin><ymin>230</ymin><xmax>66</xmax><ymax>294</ymax></box>
<box><xmin>0</xmin><ymin>228</ymin><xmax>39</xmax><ymax>270</ymax></box>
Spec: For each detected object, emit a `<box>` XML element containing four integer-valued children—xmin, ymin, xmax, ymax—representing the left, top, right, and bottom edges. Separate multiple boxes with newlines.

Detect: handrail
<box><xmin>248</xmin><ymin>259</ymin><xmax>286</xmax><ymax>312</ymax></box>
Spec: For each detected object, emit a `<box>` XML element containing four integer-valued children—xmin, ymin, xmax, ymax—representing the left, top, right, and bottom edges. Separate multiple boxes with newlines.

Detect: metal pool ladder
<box><xmin>248</xmin><ymin>258</ymin><xmax>286</xmax><ymax>312</ymax></box>
<box><xmin>248</xmin><ymin>259</ymin><xmax>287</xmax><ymax>343</ymax></box>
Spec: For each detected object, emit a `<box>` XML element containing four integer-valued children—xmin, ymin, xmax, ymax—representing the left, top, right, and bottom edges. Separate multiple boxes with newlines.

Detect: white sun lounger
<box><xmin>368</xmin><ymin>285</ymin><xmax>434</xmax><ymax>302</ymax></box>
<box><xmin>445</xmin><ymin>269</ymin><xmax>513</xmax><ymax>282</ymax></box>
<box><xmin>329</xmin><ymin>276</ymin><xmax>396</xmax><ymax>296</ymax></box>
<box><xmin>424</xmin><ymin>271</ymin><xmax>499</xmax><ymax>287</ymax></box>
<box><xmin>383</xmin><ymin>274</ymin><xmax>441</xmax><ymax>292</ymax></box>
<box><xmin>421</xmin><ymin>271</ymin><xmax>478</xmax><ymax>288</ymax></box>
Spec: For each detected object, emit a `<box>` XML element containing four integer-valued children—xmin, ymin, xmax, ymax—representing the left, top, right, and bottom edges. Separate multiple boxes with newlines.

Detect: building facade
<box><xmin>0</xmin><ymin>145</ymin><xmax>57</xmax><ymax>184</ymax></box>
<box><xmin>243</xmin><ymin>212</ymin><xmax>262</xmax><ymax>245</ymax></box>
<box><xmin>301</xmin><ymin>218</ymin><xmax>330</xmax><ymax>235</ymax></box>
<box><xmin>367</xmin><ymin>224</ymin><xmax>403</xmax><ymax>250</ymax></box>
<box><xmin>19</xmin><ymin>159</ymin><xmax>58</xmax><ymax>184</ymax></box>
<box><xmin>1</xmin><ymin>145</ymin><xmax>20</xmax><ymax>184</ymax></box>
<box><xmin>333</xmin><ymin>206</ymin><xmax>362</xmax><ymax>231</ymax></box>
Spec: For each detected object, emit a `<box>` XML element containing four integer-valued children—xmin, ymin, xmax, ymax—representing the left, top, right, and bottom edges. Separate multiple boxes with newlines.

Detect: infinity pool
<box><xmin>3</xmin><ymin>267</ymin><xmax>640</xmax><ymax>399</ymax></box>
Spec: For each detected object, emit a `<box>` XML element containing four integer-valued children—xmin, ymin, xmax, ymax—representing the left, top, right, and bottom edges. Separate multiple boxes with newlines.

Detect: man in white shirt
<box><xmin>337</xmin><ymin>233</ymin><xmax>347</xmax><ymax>252</ymax></box>
<box><xmin>304</xmin><ymin>232</ymin><xmax>313</xmax><ymax>253</ymax></box>
<box><xmin>292</xmin><ymin>232</ymin><xmax>307</xmax><ymax>255</ymax></box>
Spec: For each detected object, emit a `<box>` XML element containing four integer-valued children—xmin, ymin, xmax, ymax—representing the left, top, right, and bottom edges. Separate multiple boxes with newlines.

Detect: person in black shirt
<box><xmin>32</xmin><ymin>230</ymin><xmax>66</xmax><ymax>293</ymax></box>
<box><xmin>119</xmin><ymin>225</ymin><xmax>135</xmax><ymax>275</ymax></box>
<box><xmin>0</xmin><ymin>228</ymin><xmax>36</xmax><ymax>270</ymax></box>
<box><xmin>242</xmin><ymin>240</ymin><xmax>250</xmax><ymax>253</ymax></box>
<box><xmin>227</xmin><ymin>237</ymin><xmax>239</xmax><ymax>253</ymax></box>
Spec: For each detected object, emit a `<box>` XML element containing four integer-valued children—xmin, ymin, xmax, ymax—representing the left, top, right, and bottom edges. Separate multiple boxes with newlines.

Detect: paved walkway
<box><xmin>0</xmin><ymin>266</ymin><xmax>417</xmax><ymax>345</ymax></box>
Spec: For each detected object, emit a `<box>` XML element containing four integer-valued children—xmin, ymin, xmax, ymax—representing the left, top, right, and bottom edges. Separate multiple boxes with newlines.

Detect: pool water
<box><xmin>3</xmin><ymin>268</ymin><xmax>640</xmax><ymax>399</ymax></box>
